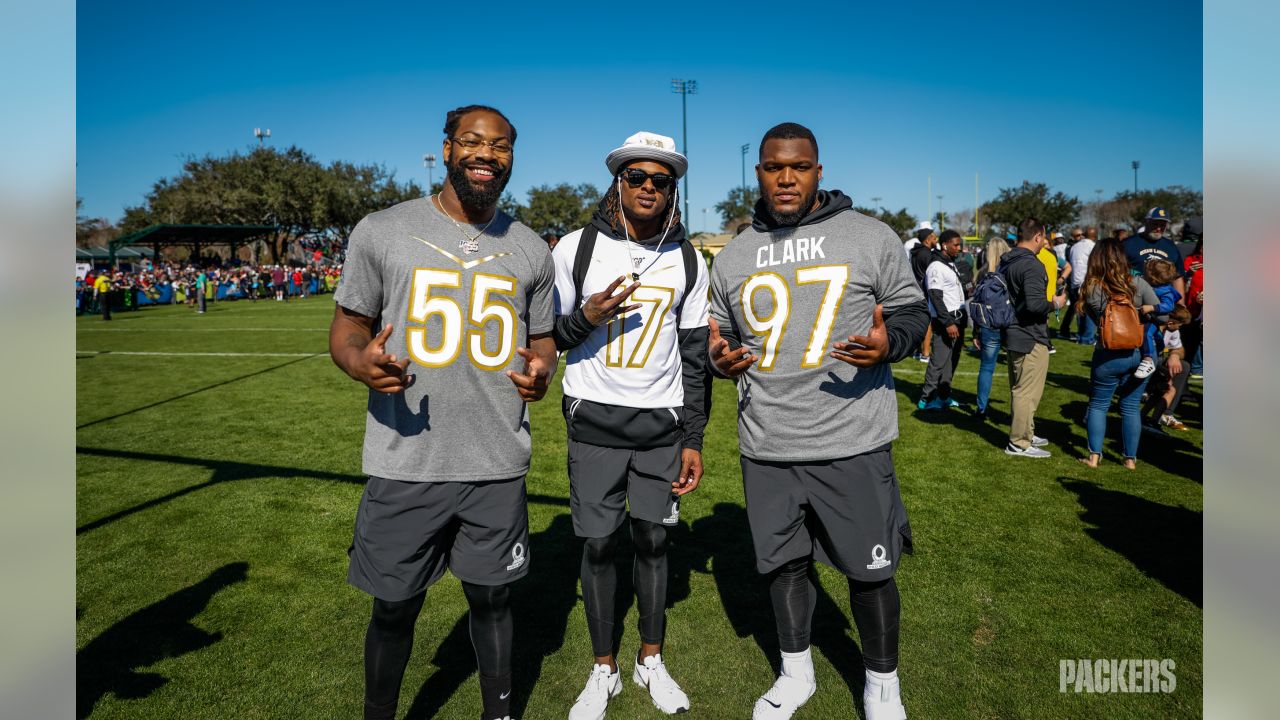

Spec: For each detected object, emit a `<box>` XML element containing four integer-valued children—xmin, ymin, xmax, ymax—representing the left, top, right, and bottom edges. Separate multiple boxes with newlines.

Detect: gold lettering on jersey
<box><xmin>755</xmin><ymin>236</ymin><xmax>826</xmax><ymax>268</ymax></box>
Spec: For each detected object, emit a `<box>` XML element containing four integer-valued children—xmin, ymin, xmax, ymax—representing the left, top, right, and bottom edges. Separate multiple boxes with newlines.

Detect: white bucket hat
<box><xmin>605</xmin><ymin>131</ymin><xmax>688</xmax><ymax>178</ymax></box>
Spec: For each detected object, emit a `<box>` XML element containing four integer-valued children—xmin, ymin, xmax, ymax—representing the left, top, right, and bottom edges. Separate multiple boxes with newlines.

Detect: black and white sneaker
<box><xmin>1005</xmin><ymin>443</ymin><xmax>1051</xmax><ymax>458</ymax></box>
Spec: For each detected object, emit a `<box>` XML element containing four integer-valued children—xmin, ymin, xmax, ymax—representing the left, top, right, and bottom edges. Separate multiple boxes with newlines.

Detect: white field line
<box><xmin>76</xmin><ymin>350</ymin><xmax>324</xmax><ymax>358</ymax></box>
<box><xmin>77</xmin><ymin>327</ymin><xmax>326</xmax><ymax>332</ymax></box>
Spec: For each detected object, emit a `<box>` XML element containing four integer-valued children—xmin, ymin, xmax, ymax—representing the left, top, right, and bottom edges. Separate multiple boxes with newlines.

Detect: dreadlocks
<box><xmin>602</xmin><ymin>180</ymin><xmax>682</xmax><ymax>239</ymax></box>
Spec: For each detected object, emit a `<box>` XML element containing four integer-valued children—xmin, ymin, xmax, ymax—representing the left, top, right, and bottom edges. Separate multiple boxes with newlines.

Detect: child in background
<box><xmin>1135</xmin><ymin>258</ymin><xmax>1182</xmax><ymax>379</ymax></box>
<box><xmin>1142</xmin><ymin>305</ymin><xmax>1193</xmax><ymax>431</ymax></box>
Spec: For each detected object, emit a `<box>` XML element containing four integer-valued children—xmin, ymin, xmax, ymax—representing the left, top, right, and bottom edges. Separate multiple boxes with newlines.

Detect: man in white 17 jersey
<box><xmin>550</xmin><ymin>131</ymin><xmax>710</xmax><ymax>720</ymax></box>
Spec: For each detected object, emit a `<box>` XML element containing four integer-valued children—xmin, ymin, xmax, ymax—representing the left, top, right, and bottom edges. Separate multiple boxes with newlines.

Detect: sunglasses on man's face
<box><xmin>619</xmin><ymin>169</ymin><xmax>675</xmax><ymax>190</ymax></box>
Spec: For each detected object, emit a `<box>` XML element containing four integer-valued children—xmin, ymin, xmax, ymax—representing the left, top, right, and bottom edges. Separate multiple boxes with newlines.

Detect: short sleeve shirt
<box><xmin>334</xmin><ymin>197</ymin><xmax>555</xmax><ymax>482</ymax></box>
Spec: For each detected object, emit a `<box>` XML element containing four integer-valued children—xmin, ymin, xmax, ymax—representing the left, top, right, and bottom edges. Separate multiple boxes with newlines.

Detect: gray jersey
<box><xmin>335</xmin><ymin>197</ymin><xmax>555</xmax><ymax>482</ymax></box>
<box><xmin>709</xmin><ymin>209</ymin><xmax>922</xmax><ymax>462</ymax></box>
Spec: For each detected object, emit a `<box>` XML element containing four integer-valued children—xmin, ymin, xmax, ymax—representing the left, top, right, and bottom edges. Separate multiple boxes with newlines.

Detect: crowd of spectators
<box><xmin>907</xmin><ymin>209</ymin><xmax>1204</xmax><ymax>468</ymax></box>
<box><xmin>76</xmin><ymin>259</ymin><xmax>342</xmax><ymax>316</ymax></box>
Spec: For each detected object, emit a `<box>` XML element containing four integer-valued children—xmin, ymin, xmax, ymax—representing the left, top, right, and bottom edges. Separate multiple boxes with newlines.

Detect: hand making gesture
<box><xmin>582</xmin><ymin>275</ymin><xmax>641</xmax><ymax>325</ymax></box>
<box><xmin>707</xmin><ymin>317</ymin><xmax>756</xmax><ymax>377</ymax></box>
<box><xmin>831</xmin><ymin>304</ymin><xmax>889</xmax><ymax>367</ymax></box>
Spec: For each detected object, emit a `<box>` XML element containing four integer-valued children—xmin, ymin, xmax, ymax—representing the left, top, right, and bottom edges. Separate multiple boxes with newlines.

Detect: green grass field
<box><xmin>76</xmin><ymin>296</ymin><xmax>1203</xmax><ymax>719</ymax></box>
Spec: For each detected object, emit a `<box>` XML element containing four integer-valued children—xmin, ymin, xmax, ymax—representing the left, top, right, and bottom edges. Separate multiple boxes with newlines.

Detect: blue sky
<box><xmin>77</xmin><ymin>0</ymin><xmax>1202</xmax><ymax>232</ymax></box>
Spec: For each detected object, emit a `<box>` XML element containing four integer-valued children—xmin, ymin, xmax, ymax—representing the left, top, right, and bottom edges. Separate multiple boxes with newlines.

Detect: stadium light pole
<box><xmin>1132</xmin><ymin>160</ymin><xmax>1140</xmax><ymax>192</ymax></box>
<box><xmin>740</xmin><ymin>143</ymin><xmax>749</xmax><ymax>193</ymax></box>
<box><xmin>671</xmin><ymin>79</ymin><xmax>697</xmax><ymax>226</ymax></box>
<box><xmin>423</xmin><ymin>153</ymin><xmax>437</xmax><ymax>191</ymax></box>
<box><xmin>871</xmin><ymin>196</ymin><xmax>882</xmax><ymax>210</ymax></box>
<box><xmin>937</xmin><ymin>194</ymin><xmax>944</xmax><ymax>230</ymax></box>
<box><xmin>255</xmin><ymin>127</ymin><xmax>271</xmax><ymax>146</ymax></box>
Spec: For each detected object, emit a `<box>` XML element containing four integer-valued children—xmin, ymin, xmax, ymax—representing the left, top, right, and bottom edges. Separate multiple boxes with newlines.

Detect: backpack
<box><xmin>571</xmin><ymin>224</ymin><xmax>701</xmax><ymax>321</ymax></box>
<box><xmin>966</xmin><ymin>268</ymin><xmax>1017</xmax><ymax>329</ymax></box>
<box><xmin>1099</xmin><ymin>291</ymin><xmax>1143</xmax><ymax>350</ymax></box>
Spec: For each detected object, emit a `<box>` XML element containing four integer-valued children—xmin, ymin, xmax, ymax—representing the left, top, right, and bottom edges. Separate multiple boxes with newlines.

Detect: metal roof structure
<box><xmin>106</xmin><ymin>224</ymin><xmax>277</xmax><ymax>264</ymax></box>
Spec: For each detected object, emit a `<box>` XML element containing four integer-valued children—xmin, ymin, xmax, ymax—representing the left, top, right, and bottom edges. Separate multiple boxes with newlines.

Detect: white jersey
<box><xmin>552</xmin><ymin>226</ymin><xmax>710</xmax><ymax>409</ymax></box>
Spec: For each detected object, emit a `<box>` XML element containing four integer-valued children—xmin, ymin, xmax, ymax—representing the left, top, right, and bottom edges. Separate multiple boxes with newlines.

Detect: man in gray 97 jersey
<box><xmin>707</xmin><ymin>122</ymin><xmax>928</xmax><ymax>720</ymax></box>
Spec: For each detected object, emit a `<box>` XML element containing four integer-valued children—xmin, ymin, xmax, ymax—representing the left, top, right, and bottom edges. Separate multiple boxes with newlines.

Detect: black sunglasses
<box><xmin>619</xmin><ymin>168</ymin><xmax>675</xmax><ymax>190</ymax></box>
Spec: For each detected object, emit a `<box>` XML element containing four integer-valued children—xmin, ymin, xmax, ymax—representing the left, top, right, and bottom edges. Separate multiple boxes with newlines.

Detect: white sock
<box><xmin>865</xmin><ymin>668</ymin><xmax>900</xmax><ymax>702</ymax></box>
<box><xmin>780</xmin><ymin>648</ymin><xmax>814</xmax><ymax>684</ymax></box>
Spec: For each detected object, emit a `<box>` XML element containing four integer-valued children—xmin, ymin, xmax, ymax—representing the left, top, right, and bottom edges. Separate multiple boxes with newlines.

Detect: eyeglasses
<box><xmin>449</xmin><ymin>136</ymin><xmax>513</xmax><ymax>156</ymax></box>
<box><xmin>619</xmin><ymin>168</ymin><xmax>675</xmax><ymax>190</ymax></box>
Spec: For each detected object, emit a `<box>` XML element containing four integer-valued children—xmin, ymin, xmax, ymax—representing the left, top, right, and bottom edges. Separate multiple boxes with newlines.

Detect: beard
<box><xmin>446</xmin><ymin>159</ymin><xmax>511</xmax><ymax>211</ymax></box>
<box><xmin>762</xmin><ymin>186</ymin><xmax>819</xmax><ymax>227</ymax></box>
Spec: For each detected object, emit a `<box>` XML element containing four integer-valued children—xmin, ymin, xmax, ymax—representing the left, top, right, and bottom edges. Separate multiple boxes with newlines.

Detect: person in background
<box><xmin>1134</xmin><ymin>258</ymin><xmax>1182</xmax><ymax>379</ymax></box>
<box><xmin>1077</xmin><ymin>238</ymin><xmax>1158</xmax><ymax>469</ymax></box>
<box><xmin>1064</xmin><ymin>227</ymin><xmax>1097</xmax><ymax>344</ymax></box>
<box><xmin>919</xmin><ymin>230</ymin><xmax>968</xmax><ymax>411</ymax></box>
<box><xmin>972</xmin><ymin>236</ymin><xmax>1011</xmax><ymax>419</ymax></box>
<box><xmin>1001</xmin><ymin>218</ymin><xmax>1065</xmax><ymax>457</ymax></box>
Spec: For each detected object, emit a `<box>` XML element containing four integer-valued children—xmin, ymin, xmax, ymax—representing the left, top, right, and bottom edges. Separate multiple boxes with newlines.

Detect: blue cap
<box><xmin>1146</xmin><ymin>207</ymin><xmax>1170</xmax><ymax>222</ymax></box>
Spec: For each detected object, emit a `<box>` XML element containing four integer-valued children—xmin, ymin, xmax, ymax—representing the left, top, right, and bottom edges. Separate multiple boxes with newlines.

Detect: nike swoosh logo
<box><xmin>499</xmin><ymin>691</ymin><xmax>510</xmax><ymax>699</ymax></box>
<box><xmin>412</xmin><ymin>236</ymin><xmax>512</xmax><ymax>270</ymax></box>
<box><xmin>763</xmin><ymin>698</ymin><xmax>781</xmax><ymax>708</ymax></box>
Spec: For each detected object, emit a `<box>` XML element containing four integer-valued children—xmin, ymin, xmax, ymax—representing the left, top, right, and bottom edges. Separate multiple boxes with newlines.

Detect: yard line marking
<box><xmin>76</xmin><ymin>350</ymin><xmax>324</xmax><ymax>358</ymax></box>
<box><xmin>76</xmin><ymin>326</ymin><xmax>325</xmax><ymax>333</ymax></box>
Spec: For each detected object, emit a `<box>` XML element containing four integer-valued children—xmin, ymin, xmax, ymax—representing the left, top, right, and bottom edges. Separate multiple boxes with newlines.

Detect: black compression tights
<box><xmin>581</xmin><ymin>518</ymin><xmax>669</xmax><ymax>657</ymax></box>
<box><xmin>850</xmin><ymin>577</ymin><xmax>901</xmax><ymax>673</ymax></box>
<box><xmin>363</xmin><ymin>583</ymin><xmax>513</xmax><ymax>720</ymax></box>
<box><xmin>769</xmin><ymin>558</ymin><xmax>818</xmax><ymax>653</ymax></box>
<box><xmin>768</xmin><ymin>559</ymin><xmax>901</xmax><ymax>673</ymax></box>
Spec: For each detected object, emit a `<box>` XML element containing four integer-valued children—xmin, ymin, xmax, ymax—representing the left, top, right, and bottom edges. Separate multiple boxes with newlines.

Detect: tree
<box><xmin>119</xmin><ymin>146</ymin><xmax>420</xmax><ymax>263</ymax></box>
<box><xmin>715</xmin><ymin>186</ymin><xmax>758</xmax><ymax>231</ymax></box>
<box><xmin>853</xmin><ymin>206</ymin><xmax>917</xmax><ymax>238</ymax></box>
<box><xmin>980</xmin><ymin>181</ymin><xmax>1082</xmax><ymax>232</ymax></box>
<box><xmin>514</xmin><ymin>183</ymin><xmax>599</xmax><ymax>236</ymax></box>
<box><xmin>1111</xmin><ymin>186</ymin><xmax>1202</xmax><ymax>226</ymax></box>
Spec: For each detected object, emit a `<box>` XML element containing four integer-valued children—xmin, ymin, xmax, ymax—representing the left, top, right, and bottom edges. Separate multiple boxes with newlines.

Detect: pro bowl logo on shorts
<box><xmin>505</xmin><ymin>542</ymin><xmax>526</xmax><ymax>572</ymax></box>
<box><xmin>866</xmin><ymin>544</ymin><xmax>891</xmax><ymax>570</ymax></box>
<box><xmin>662</xmin><ymin>500</ymin><xmax>680</xmax><ymax>525</ymax></box>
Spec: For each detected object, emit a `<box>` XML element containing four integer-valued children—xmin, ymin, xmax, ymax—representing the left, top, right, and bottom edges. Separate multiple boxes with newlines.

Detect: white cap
<box><xmin>911</xmin><ymin>220</ymin><xmax>934</xmax><ymax>233</ymax></box>
<box><xmin>605</xmin><ymin>131</ymin><xmax>688</xmax><ymax>178</ymax></box>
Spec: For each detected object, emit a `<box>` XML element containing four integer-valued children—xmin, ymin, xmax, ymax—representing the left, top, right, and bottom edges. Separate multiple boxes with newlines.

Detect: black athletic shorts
<box><xmin>567</xmin><ymin>440</ymin><xmax>681</xmax><ymax>538</ymax></box>
<box><xmin>347</xmin><ymin>476</ymin><xmax>529</xmax><ymax>601</ymax></box>
<box><xmin>741</xmin><ymin>445</ymin><xmax>913</xmax><ymax>582</ymax></box>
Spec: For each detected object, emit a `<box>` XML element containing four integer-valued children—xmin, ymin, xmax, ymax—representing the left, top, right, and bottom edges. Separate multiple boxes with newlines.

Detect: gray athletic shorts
<box><xmin>567</xmin><ymin>440</ymin><xmax>681</xmax><ymax>538</ymax></box>
<box><xmin>347</xmin><ymin>475</ymin><xmax>529</xmax><ymax>601</ymax></box>
<box><xmin>741</xmin><ymin>445</ymin><xmax>913</xmax><ymax>582</ymax></box>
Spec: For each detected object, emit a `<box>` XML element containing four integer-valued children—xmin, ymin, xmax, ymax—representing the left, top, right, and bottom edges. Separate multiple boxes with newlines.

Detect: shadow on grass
<box><xmin>77</xmin><ymin>354</ymin><xmax>319</xmax><ymax>430</ymax></box>
<box><xmin>75</xmin><ymin>447</ymin><xmax>364</xmax><ymax>535</ymax></box>
<box><xmin>684</xmin><ymin>503</ymin><xmax>868</xmax><ymax>703</ymax></box>
<box><xmin>402</xmin><ymin>513</ymin><xmax>581</xmax><ymax>720</ymax></box>
<box><xmin>76</xmin><ymin>562</ymin><xmax>249</xmax><ymax>719</ymax></box>
<box><xmin>1058</xmin><ymin>478</ymin><xmax>1202</xmax><ymax>607</ymax></box>
<box><xmin>76</xmin><ymin>446</ymin><xmax>568</xmax><ymax>535</ymax></box>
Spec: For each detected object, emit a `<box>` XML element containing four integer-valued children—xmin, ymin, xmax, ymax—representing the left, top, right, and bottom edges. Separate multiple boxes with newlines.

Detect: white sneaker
<box><xmin>1134</xmin><ymin>357</ymin><xmax>1156</xmax><ymax>379</ymax></box>
<box><xmin>632</xmin><ymin>654</ymin><xmax>689</xmax><ymax>714</ymax></box>
<box><xmin>1031</xmin><ymin>435</ymin><xmax>1049</xmax><ymax>447</ymax></box>
<box><xmin>863</xmin><ymin>672</ymin><xmax>907</xmax><ymax>720</ymax></box>
<box><xmin>569</xmin><ymin>664</ymin><xmax>622</xmax><ymax>720</ymax></box>
<box><xmin>752</xmin><ymin>674</ymin><xmax>815</xmax><ymax>720</ymax></box>
<box><xmin>1005</xmin><ymin>443</ymin><xmax>1051</xmax><ymax>458</ymax></box>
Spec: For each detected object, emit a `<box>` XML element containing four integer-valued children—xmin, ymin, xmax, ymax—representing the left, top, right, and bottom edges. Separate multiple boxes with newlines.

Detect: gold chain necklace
<box><xmin>433</xmin><ymin>193</ymin><xmax>495</xmax><ymax>254</ymax></box>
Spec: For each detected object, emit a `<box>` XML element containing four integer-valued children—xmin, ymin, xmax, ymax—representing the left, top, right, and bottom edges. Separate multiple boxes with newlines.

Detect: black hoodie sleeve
<box><xmin>677</xmin><ymin>326</ymin><xmax>710</xmax><ymax>452</ymax></box>
<box><xmin>883</xmin><ymin>299</ymin><xmax>930</xmax><ymax>363</ymax></box>
<box><xmin>926</xmin><ymin>288</ymin><xmax>955</xmax><ymax>327</ymax></box>
<box><xmin>552</xmin><ymin>307</ymin><xmax>597</xmax><ymax>351</ymax></box>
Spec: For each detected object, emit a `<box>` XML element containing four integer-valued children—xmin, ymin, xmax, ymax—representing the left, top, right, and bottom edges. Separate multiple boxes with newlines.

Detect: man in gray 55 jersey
<box><xmin>329</xmin><ymin>105</ymin><xmax>557</xmax><ymax>720</ymax></box>
<box><xmin>707</xmin><ymin>122</ymin><xmax>928</xmax><ymax>720</ymax></box>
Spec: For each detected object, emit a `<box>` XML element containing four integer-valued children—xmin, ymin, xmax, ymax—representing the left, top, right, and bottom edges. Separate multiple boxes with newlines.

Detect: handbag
<box><xmin>1099</xmin><ymin>291</ymin><xmax>1143</xmax><ymax>350</ymax></box>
